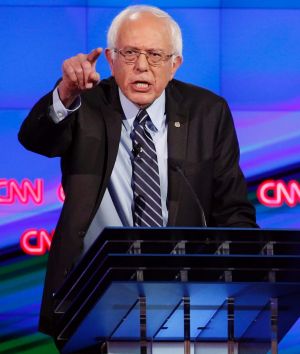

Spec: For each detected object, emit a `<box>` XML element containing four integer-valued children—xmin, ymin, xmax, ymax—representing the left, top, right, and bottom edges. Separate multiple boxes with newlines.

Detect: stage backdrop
<box><xmin>0</xmin><ymin>0</ymin><xmax>299</xmax><ymax>353</ymax></box>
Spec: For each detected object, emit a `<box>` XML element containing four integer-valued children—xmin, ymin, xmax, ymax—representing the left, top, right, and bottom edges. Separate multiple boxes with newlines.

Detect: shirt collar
<box><xmin>119</xmin><ymin>88</ymin><xmax>166</xmax><ymax>132</ymax></box>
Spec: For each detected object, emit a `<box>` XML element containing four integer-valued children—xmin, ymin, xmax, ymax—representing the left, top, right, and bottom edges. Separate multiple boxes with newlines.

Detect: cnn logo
<box><xmin>20</xmin><ymin>229</ymin><xmax>54</xmax><ymax>255</ymax></box>
<box><xmin>257</xmin><ymin>180</ymin><xmax>300</xmax><ymax>207</ymax></box>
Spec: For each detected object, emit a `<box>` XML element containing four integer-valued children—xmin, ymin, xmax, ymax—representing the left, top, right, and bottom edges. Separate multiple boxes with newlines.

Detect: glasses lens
<box><xmin>122</xmin><ymin>48</ymin><xmax>138</xmax><ymax>62</ymax></box>
<box><xmin>148</xmin><ymin>51</ymin><xmax>163</xmax><ymax>64</ymax></box>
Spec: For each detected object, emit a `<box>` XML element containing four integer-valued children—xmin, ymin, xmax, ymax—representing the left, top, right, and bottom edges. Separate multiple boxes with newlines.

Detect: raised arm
<box><xmin>18</xmin><ymin>48</ymin><xmax>103</xmax><ymax>157</ymax></box>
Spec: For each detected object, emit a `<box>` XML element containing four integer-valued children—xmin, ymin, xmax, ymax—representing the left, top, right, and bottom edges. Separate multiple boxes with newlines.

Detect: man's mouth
<box><xmin>136</xmin><ymin>82</ymin><xmax>149</xmax><ymax>88</ymax></box>
<box><xmin>132</xmin><ymin>81</ymin><xmax>151</xmax><ymax>90</ymax></box>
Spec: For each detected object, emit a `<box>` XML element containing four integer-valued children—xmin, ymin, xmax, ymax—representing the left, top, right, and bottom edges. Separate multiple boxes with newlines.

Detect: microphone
<box><xmin>175</xmin><ymin>165</ymin><xmax>207</xmax><ymax>227</ymax></box>
<box><xmin>132</xmin><ymin>143</ymin><xmax>142</xmax><ymax>158</ymax></box>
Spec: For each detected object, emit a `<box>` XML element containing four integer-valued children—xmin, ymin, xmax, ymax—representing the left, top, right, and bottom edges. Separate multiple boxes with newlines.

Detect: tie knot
<box><xmin>135</xmin><ymin>109</ymin><xmax>149</xmax><ymax>127</ymax></box>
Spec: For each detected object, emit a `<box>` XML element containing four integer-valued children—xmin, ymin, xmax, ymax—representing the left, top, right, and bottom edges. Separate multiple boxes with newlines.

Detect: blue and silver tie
<box><xmin>131</xmin><ymin>109</ymin><xmax>163</xmax><ymax>227</ymax></box>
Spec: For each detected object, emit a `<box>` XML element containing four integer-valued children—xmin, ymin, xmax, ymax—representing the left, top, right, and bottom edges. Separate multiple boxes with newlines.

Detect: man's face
<box><xmin>105</xmin><ymin>12</ymin><xmax>182</xmax><ymax>108</ymax></box>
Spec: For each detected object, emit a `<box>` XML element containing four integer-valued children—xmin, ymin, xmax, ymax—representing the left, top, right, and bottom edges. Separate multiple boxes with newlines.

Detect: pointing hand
<box><xmin>58</xmin><ymin>48</ymin><xmax>102</xmax><ymax>107</ymax></box>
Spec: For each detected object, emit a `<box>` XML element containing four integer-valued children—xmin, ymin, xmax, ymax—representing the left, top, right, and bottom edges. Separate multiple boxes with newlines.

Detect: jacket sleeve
<box><xmin>211</xmin><ymin>99</ymin><xmax>258</xmax><ymax>227</ymax></box>
<box><xmin>18</xmin><ymin>89</ymin><xmax>76</xmax><ymax>158</ymax></box>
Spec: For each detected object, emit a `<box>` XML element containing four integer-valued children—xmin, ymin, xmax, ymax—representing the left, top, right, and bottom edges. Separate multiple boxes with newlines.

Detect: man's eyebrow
<box><xmin>123</xmin><ymin>46</ymin><xmax>139</xmax><ymax>50</ymax></box>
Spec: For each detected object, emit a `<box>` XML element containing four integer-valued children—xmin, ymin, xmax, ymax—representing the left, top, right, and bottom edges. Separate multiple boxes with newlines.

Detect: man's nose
<box><xmin>134</xmin><ymin>52</ymin><xmax>149</xmax><ymax>71</ymax></box>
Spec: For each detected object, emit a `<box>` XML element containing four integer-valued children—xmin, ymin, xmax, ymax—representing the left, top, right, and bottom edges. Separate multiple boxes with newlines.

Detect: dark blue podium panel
<box><xmin>61</xmin><ymin>282</ymin><xmax>300</xmax><ymax>353</ymax></box>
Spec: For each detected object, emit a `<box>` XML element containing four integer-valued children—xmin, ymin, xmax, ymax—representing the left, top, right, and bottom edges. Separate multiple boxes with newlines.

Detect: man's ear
<box><xmin>105</xmin><ymin>48</ymin><xmax>114</xmax><ymax>75</ymax></box>
<box><xmin>170</xmin><ymin>55</ymin><xmax>183</xmax><ymax>79</ymax></box>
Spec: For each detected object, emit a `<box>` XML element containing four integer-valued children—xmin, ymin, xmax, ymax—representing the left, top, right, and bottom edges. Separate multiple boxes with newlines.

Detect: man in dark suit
<box><xmin>18</xmin><ymin>4</ymin><xmax>257</xmax><ymax>341</ymax></box>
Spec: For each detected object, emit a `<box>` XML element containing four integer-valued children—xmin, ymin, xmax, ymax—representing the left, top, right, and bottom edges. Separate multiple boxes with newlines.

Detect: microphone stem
<box><xmin>176</xmin><ymin>166</ymin><xmax>207</xmax><ymax>227</ymax></box>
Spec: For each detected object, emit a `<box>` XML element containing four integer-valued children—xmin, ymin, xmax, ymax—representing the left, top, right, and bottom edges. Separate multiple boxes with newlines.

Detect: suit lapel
<box><xmin>103</xmin><ymin>79</ymin><xmax>124</xmax><ymax>186</ymax></box>
<box><xmin>92</xmin><ymin>78</ymin><xmax>123</xmax><ymax>213</ymax></box>
<box><xmin>166</xmin><ymin>80</ymin><xmax>189</xmax><ymax>226</ymax></box>
<box><xmin>105</xmin><ymin>79</ymin><xmax>124</xmax><ymax>176</ymax></box>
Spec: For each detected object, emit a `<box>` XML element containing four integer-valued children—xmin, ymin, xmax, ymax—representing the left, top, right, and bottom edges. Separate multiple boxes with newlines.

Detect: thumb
<box><xmin>89</xmin><ymin>71</ymin><xmax>100</xmax><ymax>84</ymax></box>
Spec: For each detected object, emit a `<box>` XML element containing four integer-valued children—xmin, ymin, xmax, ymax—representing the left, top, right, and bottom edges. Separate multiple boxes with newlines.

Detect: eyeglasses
<box><xmin>113</xmin><ymin>47</ymin><xmax>174</xmax><ymax>66</ymax></box>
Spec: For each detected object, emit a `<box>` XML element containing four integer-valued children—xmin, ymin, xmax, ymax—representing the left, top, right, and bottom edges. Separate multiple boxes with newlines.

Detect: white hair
<box><xmin>107</xmin><ymin>5</ymin><xmax>183</xmax><ymax>57</ymax></box>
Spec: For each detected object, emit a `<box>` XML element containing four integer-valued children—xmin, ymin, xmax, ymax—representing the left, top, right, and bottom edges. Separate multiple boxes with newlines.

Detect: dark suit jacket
<box><xmin>18</xmin><ymin>77</ymin><xmax>257</xmax><ymax>336</ymax></box>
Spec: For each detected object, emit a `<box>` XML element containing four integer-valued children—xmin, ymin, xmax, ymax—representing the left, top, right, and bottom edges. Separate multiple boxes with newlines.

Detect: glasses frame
<box><xmin>113</xmin><ymin>47</ymin><xmax>174</xmax><ymax>66</ymax></box>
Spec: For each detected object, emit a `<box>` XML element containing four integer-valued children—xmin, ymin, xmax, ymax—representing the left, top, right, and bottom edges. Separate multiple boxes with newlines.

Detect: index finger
<box><xmin>87</xmin><ymin>47</ymin><xmax>102</xmax><ymax>64</ymax></box>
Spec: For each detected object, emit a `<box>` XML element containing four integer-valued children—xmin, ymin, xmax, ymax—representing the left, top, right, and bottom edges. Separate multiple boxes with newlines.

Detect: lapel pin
<box><xmin>174</xmin><ymin>122</ymin><xmax>181</xmax><ymax>128</ymax></box>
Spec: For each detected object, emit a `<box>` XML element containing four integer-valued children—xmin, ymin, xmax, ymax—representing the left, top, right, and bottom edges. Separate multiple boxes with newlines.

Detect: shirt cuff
<box><xmin>49</xmin><ymin>87</ymin><xmax>81</xmax><ymax>123</ymax></box>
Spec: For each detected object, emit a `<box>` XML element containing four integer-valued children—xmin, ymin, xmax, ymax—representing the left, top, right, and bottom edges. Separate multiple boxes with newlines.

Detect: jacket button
<box><xmin>78</xmin><ymin>230</ymin><xmax>86</xmax><ymax>238</ymax></box>
<box><xmin>64</xmin><ymin>268</ymin><xmax>70</xmax><ymax>277</ymax></box>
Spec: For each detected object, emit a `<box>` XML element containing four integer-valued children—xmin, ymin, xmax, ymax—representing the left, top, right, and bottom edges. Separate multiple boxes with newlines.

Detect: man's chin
<box><xmin>128</xmin><ymin>92</ymin><xmax>156</xmax><ymax>108</ymax></box>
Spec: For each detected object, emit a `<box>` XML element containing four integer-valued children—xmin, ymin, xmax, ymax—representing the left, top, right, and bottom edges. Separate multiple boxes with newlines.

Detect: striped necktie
<box><xmin>131</xmin><ymin>109</ymin><xmax>163</xmax><ymax>227</ymax></box>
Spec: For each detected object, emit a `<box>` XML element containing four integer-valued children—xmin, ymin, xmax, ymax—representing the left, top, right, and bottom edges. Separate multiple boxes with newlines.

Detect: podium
<box><xmin>53</xmin><ymin>228</ymin><xmax>300</xmax><ymax>354</ymax></box>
